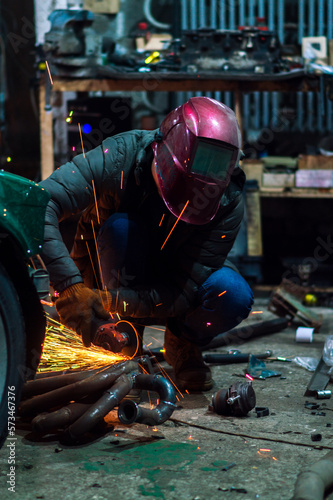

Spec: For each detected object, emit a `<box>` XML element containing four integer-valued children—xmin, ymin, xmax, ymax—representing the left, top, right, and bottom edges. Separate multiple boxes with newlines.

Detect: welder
<box><xmin>40</xmin><ymin>96</ymin><xmax>254</xmax><ymax>392</ymax></box>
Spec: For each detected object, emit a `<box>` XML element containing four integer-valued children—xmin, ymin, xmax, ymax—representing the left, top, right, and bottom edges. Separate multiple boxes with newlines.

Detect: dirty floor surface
<box><xmin>1</xmin><ymin>298</ymin><xmax>333</xmax><ymax>500</ymax></box>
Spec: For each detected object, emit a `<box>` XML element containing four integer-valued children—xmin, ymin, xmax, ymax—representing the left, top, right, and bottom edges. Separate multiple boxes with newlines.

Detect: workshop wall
<box><xmin>0</xmin><ymin>0</ymin><xmax>39</xmax><ymax>179</ymax></box>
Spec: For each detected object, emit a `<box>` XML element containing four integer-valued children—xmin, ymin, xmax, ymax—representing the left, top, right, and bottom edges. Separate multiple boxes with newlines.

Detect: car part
<box><xmin>176</xmin><ymin>27</ymin><xmax>285</xmax><ymax>74</ymax></box>
<box><xmin>209</xmin><ymin>381</ymin><xmax>256</xmax><ymax>417</ymax></box>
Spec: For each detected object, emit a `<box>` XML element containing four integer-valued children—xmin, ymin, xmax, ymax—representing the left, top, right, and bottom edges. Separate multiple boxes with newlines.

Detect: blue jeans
<box><xmin>97</xmin><ymin>213</ymin><xmax>254</xmax><ymax>345</ymax></box>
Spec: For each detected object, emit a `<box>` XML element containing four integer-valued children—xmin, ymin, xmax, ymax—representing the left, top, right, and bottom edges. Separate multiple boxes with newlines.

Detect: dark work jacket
<box><xmin>40</xmin><ymin>129</ymin><xmax>246</xmax><ymax>320</ymax></box>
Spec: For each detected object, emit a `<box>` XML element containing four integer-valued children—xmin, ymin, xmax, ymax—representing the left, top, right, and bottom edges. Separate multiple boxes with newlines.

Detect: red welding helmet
<box><xmin>152</xmin><ymin>96</ymin><xmax>242</xmax><ymax>225</ymax></box>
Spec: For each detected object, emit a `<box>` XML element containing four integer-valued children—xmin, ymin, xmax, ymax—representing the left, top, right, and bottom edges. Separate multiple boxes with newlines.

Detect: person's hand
<box><xmin>54</xmin><ymin>283</ymin><xmax>111</xmax><ymax>347</ymax></box>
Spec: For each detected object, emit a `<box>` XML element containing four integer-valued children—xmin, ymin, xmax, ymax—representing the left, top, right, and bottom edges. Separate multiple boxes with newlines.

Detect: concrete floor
<box><xmin>1</xmin><ymin>298</ymin><xmax>333</xmax><ymax>500</ymax></box>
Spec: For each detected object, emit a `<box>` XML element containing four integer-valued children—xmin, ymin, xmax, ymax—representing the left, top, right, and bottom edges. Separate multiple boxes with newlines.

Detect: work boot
<box><xmin>163</xmin><ymin>328</ymin><xmax>213</xmax><ymax>392</ymax></box>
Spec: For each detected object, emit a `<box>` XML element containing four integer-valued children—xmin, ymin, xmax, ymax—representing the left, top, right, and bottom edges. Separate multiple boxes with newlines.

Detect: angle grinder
<box><xmin>90</xmin><ymin>316</ymin><xmax>140</xmax><ymax>357</ymax></box>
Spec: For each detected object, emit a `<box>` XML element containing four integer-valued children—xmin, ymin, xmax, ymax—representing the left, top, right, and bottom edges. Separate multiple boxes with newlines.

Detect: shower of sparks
<box><xmin>218</xmin><ymin>290</ymin><xmax>227</xmax><ymax>297</ymax></box>
<box><xmin>45</xmin><ymin>60</ymin><xmax>53</xmax><ymax>85</ymax></box>
<box><xmin>78</xmin><ymin>123</ymin><xmax>85</xmax><ymax>158</ymax></box>
<box><xmin>38</xmin><ymin>315</ymin><xmax>125</xmax><ymax>373</ymax></box>
<box><xmin>161</xmin><ymin>200</ymin><xmax>189</xmax><ymax>251</ymax></box>
<box><xmin>159</xmin><ymin>214</ymin><xmax>165</xmax><ymax>227</ymax></box>
<box><xmin>91</xmin><ymin>180</ymin><xmax>100</xmax><ymax>225</ymax></box>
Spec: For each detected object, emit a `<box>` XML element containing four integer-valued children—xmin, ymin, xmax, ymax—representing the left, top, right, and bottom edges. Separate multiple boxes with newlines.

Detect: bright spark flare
<box><xmin>91</xmin><ymin>220</ymin><xmax>105</xmax><ymax>289</ymax></box>
<box><xmin>45</xmin><ymin>60</ymin><xmax>53</xmax><ymax>85</ymax></box>
<box><xmin>159</xmin><ymin>214</ymin><xmax>165</xmax><ymax>227</ymax></box>
<box><xmin>38</xmin><ymin>315</ymin><xmax>125</xmax><ymax>373</ymax></box>
<box><xmin>91</xmin><ymin>180</ymin><xmax>100</xmax><ymax>225</ymax></box>
<box><xmin>161</xmin><ymin>200</ymin><xmax>189</xmax><ymax>250</ymax></box>
<box><xmin>218</xmin><ymin>290</ymin><xmax>227</xmax><ymax>297</ymax></box>
<box><xmin>78</xmin><ymin>123</ymin><xmax>85</xmax><ymax>158</ymax></box>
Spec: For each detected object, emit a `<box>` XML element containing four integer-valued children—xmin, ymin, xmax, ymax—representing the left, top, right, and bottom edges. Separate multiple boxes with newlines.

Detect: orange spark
<box><xmin>155</xmin><ymin>303</ymin><xmax>162</xmax><ymax>307</ymax></box>
<box><xmin>40</xmin><ymin>299</ymin><xmax>54</xmax><ymax>307</ymax></box>
<box><xmin>185</xmin><ymin>390</ymin><xmax>189</xmax><ymax>394</ymax></box>
<box><xmin>144</xmin><ymin>343</ymin><xmax>184</xmax><ymax>398</ymax></box>
<box><xmin>91</xmin><ymin>220</ymin><xmax>105</xmax><ymax>289</ymax></box>
<box><xmin>221</xmin><ymin>235</ymin><xmax>226</xmax><ymax>239</ymax></box>
<box><xmin>85</xmin><ymin>241</ymin><xmax>105</xmax><ymax>305</ymax></box>
<box><xmin>218</xmin><ymin>290</ymin><xmax>227</xmax><ymax>297</ymax></box>
<box><xmin>147</xmin><ymin>390</ymin><xmax>152</xmax><ymax>409</ymax></box>
<box><xmin>91</xmin><ymin>180</ymin><xmax>100</xmax><ymax>225</ymax></box>
<box><xmin>272</xmin><ymin>457</ymin><xmax>277</xmax><ymax>461</ymax></box>
<box><xmin>149</xmin><ymin>327</ymin><xmax>166</xmax><ymax>333</ymax></box>
<box><xmin>45</xmin><ymin>60</ymin><xmax>53</xmax><ymax>85</ymax></box>
<box><xmin>120</xmin><ymin>171</ymin><xmax>123</xmax><ymax>189</ymax></box>
<box><xmin>159</xmin><ymin>214</ymin><xmax>165</xmax><ymax>227</ymax></box>
<box><xmin>78</xmin><ymin>123</ymin><xmax>85</xmax><ymax>158</ymax></box>
<box><xmin>259</xmin><ymin>449</ymin><xmax>271</xmax><ymax>452</ymax></box>
<box><xmin>161</xmin><ymin>200</ymin><xmax>189</xmax><ymax>251</ymax></box>
<box><xmin>251</xmin><ymin>311</ymin><xmax>263</xmax><ymax>314</ymax></box>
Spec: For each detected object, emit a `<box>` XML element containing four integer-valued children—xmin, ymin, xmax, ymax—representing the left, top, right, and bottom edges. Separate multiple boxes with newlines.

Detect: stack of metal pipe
<box><xmin>19</xmin><ymin>360</ymin><xmax>177</xmax><ymax>441</ymax></box>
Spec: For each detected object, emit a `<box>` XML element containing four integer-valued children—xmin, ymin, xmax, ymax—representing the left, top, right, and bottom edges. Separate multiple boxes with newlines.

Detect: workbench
<box><xmin>39</xmin><ymin>70</ymin><xmax>333</xmax><ymax>261</ymax></box>
<box><xmin>39</xmin><ymin>69</ymin><xmax>323</xmax><ymax>180</ymax></box>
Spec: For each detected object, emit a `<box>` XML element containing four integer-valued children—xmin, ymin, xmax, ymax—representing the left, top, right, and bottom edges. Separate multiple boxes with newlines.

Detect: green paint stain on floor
<box><xmin>80</xmin><ymin>440</ymin><xmax>202</xmax><ymax>499</ymax></box>
<box><xmin>82</xmin><ymin>440</ymin><xmax>201</xmax><ymax>474</ymax></box>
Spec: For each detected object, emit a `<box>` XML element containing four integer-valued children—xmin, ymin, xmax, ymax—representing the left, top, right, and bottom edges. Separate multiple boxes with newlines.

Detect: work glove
<box><xmin>54</xmin><ymin>283</ymin><xmax>112</xmax><ymax>347</ymax></box>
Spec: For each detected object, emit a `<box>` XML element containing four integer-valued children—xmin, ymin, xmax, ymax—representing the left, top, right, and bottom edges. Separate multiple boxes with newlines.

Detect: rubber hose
<box><xmin>143</xmin><ymin>0</ymin><xmax>170</xmax><ymax>30</ymax></box>
<box><xmin>292</xmin><ymin>450</ymin><xmax>333</xmax><ymax>500</ymax></box>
